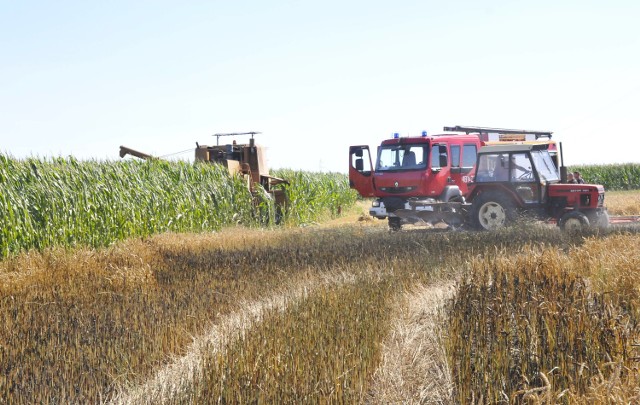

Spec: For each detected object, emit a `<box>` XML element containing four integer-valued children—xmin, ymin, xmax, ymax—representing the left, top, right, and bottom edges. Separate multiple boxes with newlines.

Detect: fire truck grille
<box><xmin>380</xmin><ymin>186</ymin><xmax>417</xmax><ymax>194</ymax></box>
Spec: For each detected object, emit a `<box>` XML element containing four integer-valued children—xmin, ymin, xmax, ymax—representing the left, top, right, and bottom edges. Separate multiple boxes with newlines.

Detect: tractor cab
<box><xmin>468</xmin><ymin>143</ymin><xmax>607</xmax><ymax>231</ymax></box>
<box><xmin>469</xmin><ymin>144</ymin><xmax>559</xmax><ymax>206</ymax></box>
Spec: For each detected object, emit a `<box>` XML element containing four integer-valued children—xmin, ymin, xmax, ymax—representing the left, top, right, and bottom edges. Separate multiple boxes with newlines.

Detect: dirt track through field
<box><xmin>108</xmin><ymin>271</ymin><xmax>359</xmax><ymax>405</ymax></box>
<box><xmin>369</xmin><ymin>282</ymin><xmax>455</xmax><ymax>404</ymax></box>
<box><xmin>108</xmin><ymin>273</ymin><xmax>455</xmax><ymax>404</ymax></box>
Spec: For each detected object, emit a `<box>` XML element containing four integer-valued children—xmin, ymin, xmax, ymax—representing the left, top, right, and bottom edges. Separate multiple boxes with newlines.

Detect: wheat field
<box><xmin>0</xmin><ymin>191</ymin><xmax>638</xmax><ymax>403</ymax></box>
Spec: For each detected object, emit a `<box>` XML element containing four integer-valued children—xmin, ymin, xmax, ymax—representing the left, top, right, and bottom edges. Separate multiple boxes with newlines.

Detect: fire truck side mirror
<box><xmin>355</xmin><ymin>158</ymin><xmax>364</xmax><ymax>171</ymax></box>
<box><xmin>354</xmin><ymin>149</ymin><xmax>363</xmax><ymax>158</ymax></box>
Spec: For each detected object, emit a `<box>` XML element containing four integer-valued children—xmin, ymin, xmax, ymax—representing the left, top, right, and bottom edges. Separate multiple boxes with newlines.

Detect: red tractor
<box><xmin>467</xmin><ymin>143</ymin><xmax>608</xmax><ymax>231</ymax></box>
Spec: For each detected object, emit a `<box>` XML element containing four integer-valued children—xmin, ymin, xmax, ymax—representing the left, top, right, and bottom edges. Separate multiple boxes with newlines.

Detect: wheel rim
<box><xmin>478</xmin><ymin>201</ymin><xmax>506</xmax><ymax>230</ymax></box>
<box><xmin>563</xmin><ymin>217</ymin><xmax>584</xmax><ymax>232</ymax></box>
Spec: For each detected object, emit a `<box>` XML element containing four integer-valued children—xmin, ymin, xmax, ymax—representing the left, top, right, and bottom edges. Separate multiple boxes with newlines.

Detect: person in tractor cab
<box><xmin>566</xmin><ymin>173</ymin><xmax>577</xmax><ymax>183</ymax></box>
<box><xmin>509</xmin><ymin>154</ymin><xmax>532</xmax><ymax>181</ymax></box>
<box><xmin>573</xmin><ymin>171</ymin><xmax>585</xmax><ymax>184</ymax></box>
<box><xmin>493</xmin><ymin>155</ymin><xmax>509</xmax><ymax>181</ymax></box>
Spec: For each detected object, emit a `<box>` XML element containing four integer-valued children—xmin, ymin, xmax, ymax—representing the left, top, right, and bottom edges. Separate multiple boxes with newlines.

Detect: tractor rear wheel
<box><xmin>559</xmin><ymin>211</ymin><xmax>590</xmax><ymax>232</ymax></box>
<box><xmin>471</xmin><ymin>192</ymin><xmax>516</xmax><ymax>230</ymax></box>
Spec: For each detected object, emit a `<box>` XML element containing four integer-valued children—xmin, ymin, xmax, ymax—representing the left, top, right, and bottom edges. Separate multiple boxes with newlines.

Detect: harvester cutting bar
<box><xmin>609</xmin><ymin>215</ymin><xmax>640</xmax><ymax>225</ymax></box>
<box><xmin>443</xmin><ymin>126</ymin><xmax>553</xmax><ymax>139</ymax></box>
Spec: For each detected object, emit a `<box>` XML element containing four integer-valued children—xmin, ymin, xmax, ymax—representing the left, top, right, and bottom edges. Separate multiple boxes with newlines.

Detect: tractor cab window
<box><xmin>475</xmin><ymin>154</ymin><xmax>509</xmax><ymax>182</ymax></box>
<box><xmin>531</xmin><ymin>150</ymin><xmax>560</xmax><ymax>182</ymax></box>
<box><xmin>376</xmin><ymin>145</ymin><xmax>426</xmax><ymax>171</ymax></box>
<box><xmin>510</xmin><ymin>153</ymin><xmax>534</xmax><ymax>182</ymax></box>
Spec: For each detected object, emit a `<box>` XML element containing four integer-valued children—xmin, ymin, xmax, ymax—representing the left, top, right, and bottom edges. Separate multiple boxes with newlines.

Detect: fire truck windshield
<box><xmin>376</xmin><ymin>144</ymin><xmax>427</xmax><ymax>172</ymax></box>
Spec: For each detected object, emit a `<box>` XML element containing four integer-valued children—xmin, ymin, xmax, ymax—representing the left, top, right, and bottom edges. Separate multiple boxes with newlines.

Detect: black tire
<box><xmin>388</xmin><ymin>216</ymin><xmax>402</xmax><ymax>231</ymax></box>
<box><xmin>558</xmin><ymin>211</ymin><xmax>590</xmax><ymax>232</ymax></box>
<box><xmin>471</xmin><ymin>192</ymin><xmax>516</xmax><ymax>230</ymax></box>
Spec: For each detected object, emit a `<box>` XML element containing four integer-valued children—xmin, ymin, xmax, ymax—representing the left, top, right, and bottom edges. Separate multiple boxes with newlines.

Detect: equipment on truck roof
<box><xmin>443</xmin><ymin>125</ymin><xmax>553</xmax><ymax>139</ymax></box>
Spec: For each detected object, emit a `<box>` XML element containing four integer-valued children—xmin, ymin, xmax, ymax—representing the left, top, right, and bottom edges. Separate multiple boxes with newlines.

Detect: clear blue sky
<box><xmin>1</xmin><ymin>0</ymin><xmax>639</xmax><ymax>173</ymax></box>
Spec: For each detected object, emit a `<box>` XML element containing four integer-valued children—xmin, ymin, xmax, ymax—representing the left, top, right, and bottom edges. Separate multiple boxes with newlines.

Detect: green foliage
<box><xmin>0</xmin><ymin>156</ymin><xmax>357</xmax><ymax>258</ymax></box>
<box><xmin>570</xmin><ymin>163</ymin><xmax>640</xmax><ymax>190</ymax></box>
<box><xmin>0</xmin><ymin>156</ymin><xmax>254</xmax><ymax>256</ymax></box>
<box><xmin>274</xmin><ymin>169</ymin><xmax>358</xmax><ymax>225</ymax></box>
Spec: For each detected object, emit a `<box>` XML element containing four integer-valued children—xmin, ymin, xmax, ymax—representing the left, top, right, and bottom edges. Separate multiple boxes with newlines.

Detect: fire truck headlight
<box><xmin>372</xmin><ymin>200</ymin><xmax>381</xmax><ymax>207</ymax></box>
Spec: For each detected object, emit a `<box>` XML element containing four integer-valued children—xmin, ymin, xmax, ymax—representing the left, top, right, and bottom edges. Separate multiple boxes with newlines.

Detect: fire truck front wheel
<box><xmin>388</xmin><ymin>217</ymin><xmax>401</xmax><ymax>231</ymax></box>
<box><xmin>471</xmin><ymin>192</ymin><xmax>515</xmax><ymax>231</ymax></box>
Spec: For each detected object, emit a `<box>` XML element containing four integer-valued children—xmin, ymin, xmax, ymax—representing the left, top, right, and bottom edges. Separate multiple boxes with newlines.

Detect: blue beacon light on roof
<box><xmin>421</xmin><ymin>130</ymin><xmax>428</xmax><ymax>137</ymax></box>
<box><xmin>393</xmin><ymin>132</ymin><xmax>400</xmax><ymax>139</ymax></box>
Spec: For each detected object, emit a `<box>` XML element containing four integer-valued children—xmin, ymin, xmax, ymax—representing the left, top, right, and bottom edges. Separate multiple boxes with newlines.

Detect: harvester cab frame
<box><xmin>195</xmin><ymin>132</ymin><xmax>287</xmax><ymax>194</ymax></box>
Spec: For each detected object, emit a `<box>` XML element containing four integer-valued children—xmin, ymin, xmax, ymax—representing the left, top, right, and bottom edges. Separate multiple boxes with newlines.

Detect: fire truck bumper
<box><xmin>369</xmin><ymin>201</ymin><xmax>389</xmax><ymax>219</ymax></box>
<box><xmin>371</xmin><ymin>198</ymin><xmax>465</xmax><ymax>227</ymax></box>
<box><xmin>369</xmin><ymin>199</ymin><xmax>436</xmax><ymax>220</ymax></box>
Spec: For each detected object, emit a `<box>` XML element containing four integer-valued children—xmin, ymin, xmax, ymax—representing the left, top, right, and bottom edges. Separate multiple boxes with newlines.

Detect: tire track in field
<box><xmin>107</xmin><ymin>270</ymin><xmax>358</xmax><ymax>405</ymax></box>
<box><xmin>368</xmin><ymin>282</ymin><xmax>455</xmax><ymax>404</ymax></box>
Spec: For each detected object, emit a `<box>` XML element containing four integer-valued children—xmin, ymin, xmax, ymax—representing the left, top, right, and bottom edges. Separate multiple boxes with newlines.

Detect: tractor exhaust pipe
<box><xmin>559</xmin><ymin>141</ymin><xmax>568</xmax><ymax>183</ymax></box>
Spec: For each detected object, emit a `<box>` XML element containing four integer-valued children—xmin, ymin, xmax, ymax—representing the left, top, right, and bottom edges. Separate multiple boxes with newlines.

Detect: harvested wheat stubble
<box><xmin>369</xmin><ymin>282</ymin><xmax>455</xmax><ymax>404</ymax></box>
<box><xmin>108</xmin><ymin>271</ymin><xmax>358</xmax><ymax>405</ymax></box>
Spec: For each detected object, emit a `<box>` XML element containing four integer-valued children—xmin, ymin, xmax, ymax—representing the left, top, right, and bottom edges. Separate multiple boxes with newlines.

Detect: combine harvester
<box><xmin>349</xmin><ymin>125</ymin><xmax>639</xmax><ymax>231</ymax></box>
<box><xmin>120</xmin><ymin>131</ymin><xmax>288</xmax><ymax>219</ymax></box>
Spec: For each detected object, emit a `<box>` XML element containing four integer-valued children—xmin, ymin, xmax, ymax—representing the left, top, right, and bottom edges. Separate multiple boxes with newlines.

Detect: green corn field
<box><xmin>570</xmin><ymin>163</ymin><xmax>640</xmax><ymax>190</ymax></box>
<box><xmin>0</xmin><ymin>155</ymin><xmax>358</xmax><ymax>258</ymax></box>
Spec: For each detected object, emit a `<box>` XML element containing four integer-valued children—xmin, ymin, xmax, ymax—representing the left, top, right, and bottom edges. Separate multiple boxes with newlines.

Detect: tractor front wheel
<box><xmin>471</xmin><ymin>192</ymin><xmax>515</xmax><ymax>230</ymax></box>
<box><xmin>559</xmin><ymin>211</ymin><xmax>590</xmax><ymax>232</ymax></box>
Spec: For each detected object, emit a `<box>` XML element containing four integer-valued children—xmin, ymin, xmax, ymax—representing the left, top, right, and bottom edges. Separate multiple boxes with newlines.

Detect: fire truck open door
<box><xmin>349</xmin><ymin>145</ymin><xmax>376</xmax><ymax>197</ymax></box>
